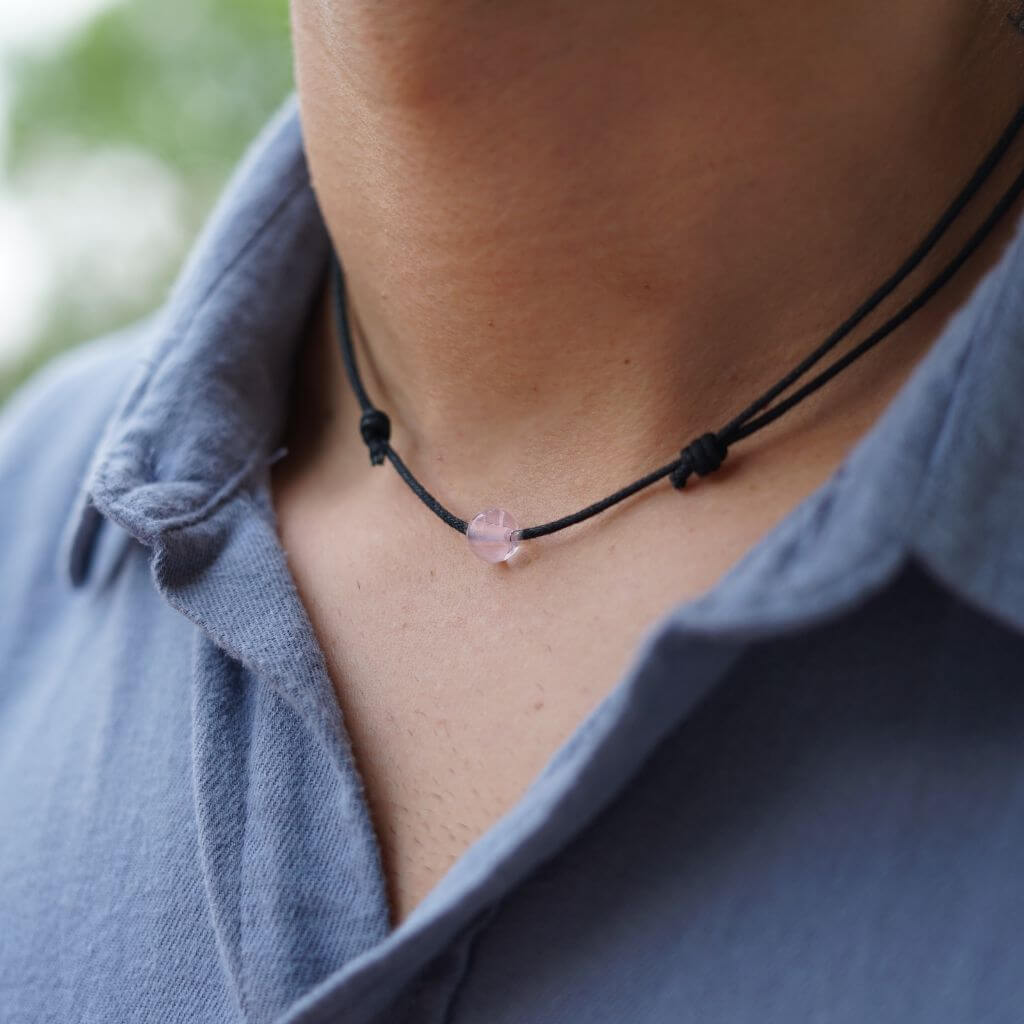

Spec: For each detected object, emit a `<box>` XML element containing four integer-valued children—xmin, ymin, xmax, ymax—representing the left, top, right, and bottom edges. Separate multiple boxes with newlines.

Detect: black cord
<box><xmin>333</xmin><ymin>99</ymin><xmax>1024</xmax><ymax>543</ymax></box>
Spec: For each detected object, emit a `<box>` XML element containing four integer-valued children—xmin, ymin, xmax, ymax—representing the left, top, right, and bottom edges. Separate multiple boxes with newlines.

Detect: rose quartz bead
<box><xmin>466</xmin><ymin>508</ymin><xmax>521</xmax><ymax>564</ymax></box>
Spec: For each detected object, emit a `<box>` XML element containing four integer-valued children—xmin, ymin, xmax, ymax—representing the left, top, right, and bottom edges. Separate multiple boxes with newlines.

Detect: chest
<box><xmin>285</xmin><ymin>562</ymin><xmax>652</xmax><ymax>924</ymax></box>
<box><xmin>269</xmin><ymin>477</ymin><xmax>762</xmax><ymax>927</ymax></box>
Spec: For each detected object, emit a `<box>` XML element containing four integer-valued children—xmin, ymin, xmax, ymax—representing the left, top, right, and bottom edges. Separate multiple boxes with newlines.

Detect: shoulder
<box><xmin>0</xmin><ymin>317</ymin><xmax>153</xmax><ymax>473</ymax></box>
<box><xmin>0</xmin><ymin>317</ymin><xmax>156</xmax><ymax>585</ymax></box>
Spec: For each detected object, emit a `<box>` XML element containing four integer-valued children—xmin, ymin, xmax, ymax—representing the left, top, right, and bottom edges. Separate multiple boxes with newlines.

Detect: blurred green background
<box><xmin>0</xmin><ymin>0</ymin><xmax>293</xmax><ymax>404</ymax></box>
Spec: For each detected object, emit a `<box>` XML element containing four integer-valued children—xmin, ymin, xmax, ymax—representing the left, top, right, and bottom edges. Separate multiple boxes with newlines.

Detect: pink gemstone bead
<box><xmin>466</xmin><ymin>508</ymin><xmax>521</xmax><ymax>564</ymax></box>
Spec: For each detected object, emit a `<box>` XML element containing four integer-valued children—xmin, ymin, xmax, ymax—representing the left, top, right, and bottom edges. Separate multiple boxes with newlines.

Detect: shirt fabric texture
<box><xmin>2</xmin><ymin>95</ymin><xmax>1024</xmax><ymax>1023</ymax></box>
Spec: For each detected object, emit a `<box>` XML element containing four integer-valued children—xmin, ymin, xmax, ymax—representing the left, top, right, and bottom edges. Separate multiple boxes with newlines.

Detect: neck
<box><xmin>289</xmin><ymin>0</ymin><xmax>1024</xmax><ymax>517</ymax></box>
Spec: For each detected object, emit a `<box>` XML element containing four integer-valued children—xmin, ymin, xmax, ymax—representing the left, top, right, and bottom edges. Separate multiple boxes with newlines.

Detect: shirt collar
<box><xmin>60</xmin><ymin>94</ymin><xmax>330</xmax><ymax>583</ymax></box>
<box><xmin>62</xmin><ymin>93</ymin><xmax>1024</xmax><ymax>636</ymax></box>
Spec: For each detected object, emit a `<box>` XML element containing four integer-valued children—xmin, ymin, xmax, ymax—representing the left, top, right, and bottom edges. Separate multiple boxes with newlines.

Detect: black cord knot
<box><xmin>670</xmin><ymin>432</ymin><xmax>728</xmax><ymax>489</ymax></box>
<box><xmin>359</xmin><ymin>408</ymin><xmax>391</xmax><ymax>465</ymax></box>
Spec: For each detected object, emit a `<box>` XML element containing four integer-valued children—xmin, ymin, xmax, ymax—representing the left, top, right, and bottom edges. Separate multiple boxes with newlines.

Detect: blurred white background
<box><xmin>0</xmin><ymin>0</ymin><xmax>124</xmax><ymax>366</ymax></box>
<box><xmin>0</xmin><ymin>0</ymin><xmax>292</xmax><ymax>401</ymax></box>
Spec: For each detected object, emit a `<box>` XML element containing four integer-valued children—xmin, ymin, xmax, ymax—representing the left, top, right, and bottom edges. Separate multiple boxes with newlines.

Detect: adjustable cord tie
<box><xmin>359</xmin><ymin>408</ymin><xmax>391</xmax><ymax>465</ymax></box>
<box><xmin>670</xmin><ymin>432</ymin><xmax>728</xmax><ymax>489</ymax></box>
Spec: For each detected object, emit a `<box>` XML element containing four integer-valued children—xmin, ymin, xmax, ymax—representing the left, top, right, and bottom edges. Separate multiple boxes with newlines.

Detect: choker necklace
<box><xmin>333</xmin><ymin>101</ymin><xmax>1024</xmax><ymax>565</ymax></box>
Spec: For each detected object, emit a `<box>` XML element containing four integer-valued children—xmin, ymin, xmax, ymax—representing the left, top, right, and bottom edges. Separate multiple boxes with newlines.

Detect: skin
<box><xmin>275</xmin><ymin>0</ymin><xmax>1024</xmax><ymax>927</ymax></box>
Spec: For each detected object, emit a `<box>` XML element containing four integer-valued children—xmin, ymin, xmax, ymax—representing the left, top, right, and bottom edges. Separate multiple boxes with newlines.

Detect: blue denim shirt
<box><xmin>2</xmin><ymin>96</ymin><xmax>1024</xmax><ymax>1024</ymax></box>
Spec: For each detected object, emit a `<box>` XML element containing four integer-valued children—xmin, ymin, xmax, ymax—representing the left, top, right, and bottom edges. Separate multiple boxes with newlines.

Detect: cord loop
<box><xmin>359</xmin><ymin>408</ymin><xmax>391</xmax><ymax>465</ymax></box>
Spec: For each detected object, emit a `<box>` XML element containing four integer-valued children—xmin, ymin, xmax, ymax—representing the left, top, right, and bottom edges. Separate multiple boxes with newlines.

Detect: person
<box><xmin>3</xmin><ymin>2</ymin><xmax>1024</xmax><ymax>1020</ymax></box>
